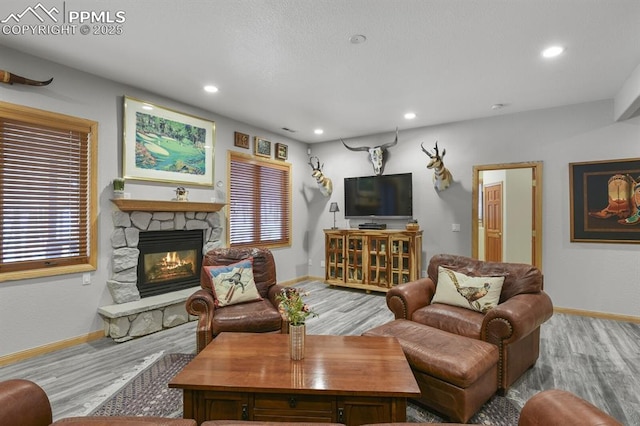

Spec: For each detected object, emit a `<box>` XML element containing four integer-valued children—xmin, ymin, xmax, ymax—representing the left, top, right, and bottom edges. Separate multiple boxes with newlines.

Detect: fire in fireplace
<box><xmin>137</xmin><ymin>229</ymin><xmax>204</xmax><ymax>298</ymax></box>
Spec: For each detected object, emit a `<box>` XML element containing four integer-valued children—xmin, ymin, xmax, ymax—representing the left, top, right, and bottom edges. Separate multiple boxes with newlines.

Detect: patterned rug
<box><xmin>91</xmin><ymin>353</ymin><xmax>519</xmax><ymax>425</ymax></box>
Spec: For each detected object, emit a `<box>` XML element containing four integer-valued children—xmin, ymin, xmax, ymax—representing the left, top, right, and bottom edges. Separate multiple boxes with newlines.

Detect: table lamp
<box><xmin>329</xmin><ymin>202</ymin><xmax>339</xmax><ymax>229</ymax></box>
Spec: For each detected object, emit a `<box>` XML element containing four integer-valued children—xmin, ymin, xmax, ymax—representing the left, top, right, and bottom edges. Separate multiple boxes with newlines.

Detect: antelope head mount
<box><xmin>341</xmin><ymin>127</ymin><xmax>398</xmax><ymax>175</ymax></box>
<box><xmin>0</xmin><ymin>70</ymin><xmax>53</xmax><ymax>86</ymax></box>
<box><xmin>308</xmin><ymin>156</ymin><xmax>333</xmax><ymax>197</ymax></box>
<box><xmin>421</xmin><ymin>141</ymin><xmax>453</xmax><ymax>191</ymax></box>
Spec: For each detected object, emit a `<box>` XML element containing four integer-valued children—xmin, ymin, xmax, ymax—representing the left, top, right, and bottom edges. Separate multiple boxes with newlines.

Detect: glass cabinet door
<box><xmin>390</xmin><ymin>237</ymin><xmax>411</xmax><ymax>285</ymax></box>
<box><xmin>325</xmin><ymin>233</ymin><xmax>344</xmax><ymax>281</ymax></box>
<box><xmin>368</xmin><ymin>236</ymin><xmax>388</xmax><ymax>286</ymax></box>
<box><xmin>346</xmin><ymin>235</ymin><xmax>364</xmax><ymax>282</ymax></box>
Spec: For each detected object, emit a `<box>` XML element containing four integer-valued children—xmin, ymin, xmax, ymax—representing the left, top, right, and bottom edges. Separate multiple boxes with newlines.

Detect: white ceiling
<box><xmin>1</xmin><ymin>0</ymin><xmax>640</xmax><ymax>143</ymax></box>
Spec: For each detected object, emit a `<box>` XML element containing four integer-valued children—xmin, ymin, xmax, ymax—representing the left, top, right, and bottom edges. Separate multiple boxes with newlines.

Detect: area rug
<box><xmin>91</xmin><ymin>353</ymin><xmax>519</xmax><ymax>425</ymax></box>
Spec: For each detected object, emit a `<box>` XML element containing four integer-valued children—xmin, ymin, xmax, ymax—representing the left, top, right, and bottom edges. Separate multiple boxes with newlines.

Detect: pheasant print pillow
<box><xmin>205</xmin><ymin>258</ymin><xmax>262</xmax><ymax>307</ymax></box>
<box><xmin>432</xmin><ymin>266</ymin><xmax>505</xmax><ymax>313</ymax></box>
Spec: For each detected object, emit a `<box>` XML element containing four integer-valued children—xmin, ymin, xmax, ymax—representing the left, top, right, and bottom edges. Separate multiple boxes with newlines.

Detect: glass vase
<box><xmin>289</xmin><ymin>324</ymin><xmax>306</xmax><ymax>360</ymax></box>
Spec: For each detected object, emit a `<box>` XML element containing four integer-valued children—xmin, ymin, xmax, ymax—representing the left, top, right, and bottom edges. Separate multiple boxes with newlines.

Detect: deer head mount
<box><xmin>0</xmin><ymin>70</ymin><xmax>53</xmax><ymax>86</ymax></box>
<box><xmin>307</xmin><ymin>156</ymin><xmax>333</xmax><ymax>197</ymax></box>
<box><xmin>421</xmin><ymin>141</ymin><xmax>453</xmax><ymax>191</ymax></box>
<box><xmin>341</xmin><ymin>127</ymin><xmax>398</xmax><ymax>175</ymax></box>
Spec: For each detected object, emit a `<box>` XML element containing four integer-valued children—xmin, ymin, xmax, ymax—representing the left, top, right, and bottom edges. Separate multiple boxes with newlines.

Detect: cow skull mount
<box><xmin>421</xmin><ymin>141</ymin><xmax>453</xmax><ymax>191</ymax></box>
<box><xmin>341</xmin><ymin>127</ymin><xmax>398</xmax><ymax>175</ymax></box>
<box><xmin>0</xmin><ymin>70</ymin><xmax>53</xmax><ymax>86</ymax></box>
<box><xmin>307</xmin><ymin>156</ymin><xmax>333</xmax><ymax>197</ymax></box>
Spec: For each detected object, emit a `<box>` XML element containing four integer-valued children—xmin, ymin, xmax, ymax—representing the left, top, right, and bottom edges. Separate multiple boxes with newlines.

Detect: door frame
<box><xmin>472</xmin><ymin>161</ymin><xmax>543</xmax><ymax>270</ymax></box>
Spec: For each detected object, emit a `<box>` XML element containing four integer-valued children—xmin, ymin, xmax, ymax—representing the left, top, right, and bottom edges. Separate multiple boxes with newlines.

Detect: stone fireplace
<box><xmin>98</xmin><ymin>200</ymin><xmax>224</xmax><ymax>342</ymax></box>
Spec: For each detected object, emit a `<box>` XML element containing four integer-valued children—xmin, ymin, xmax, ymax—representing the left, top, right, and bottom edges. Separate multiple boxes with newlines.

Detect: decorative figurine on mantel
<box><xmin>175</xmin><ymin>187</ymin><xmax>189</xmax><ymax>201</ymax></box>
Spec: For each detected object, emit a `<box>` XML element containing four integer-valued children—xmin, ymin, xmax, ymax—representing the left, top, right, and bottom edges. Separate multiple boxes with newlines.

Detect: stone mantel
<box><xmin>111</xmin><ymin>198</ymin><xmax>225</xmax><ymax>212</ymax></box>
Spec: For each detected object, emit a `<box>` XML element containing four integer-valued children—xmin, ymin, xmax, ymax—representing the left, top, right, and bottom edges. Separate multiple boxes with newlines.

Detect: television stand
<box><xmin>324</xmin><ymin>229</ymin><xmax>423</xmax><ymax>293</ymax></box>
<box><xmin>359</xmin><ymin>222</ymin><xmax>387</xmax><ymax>230</ymax></box>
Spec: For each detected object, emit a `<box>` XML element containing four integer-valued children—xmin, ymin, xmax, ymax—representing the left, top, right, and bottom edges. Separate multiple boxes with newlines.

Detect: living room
<box><xmin>0</xmin><ymin>1</ymin><xmax>639</xmax><ymax>424</ymax></box>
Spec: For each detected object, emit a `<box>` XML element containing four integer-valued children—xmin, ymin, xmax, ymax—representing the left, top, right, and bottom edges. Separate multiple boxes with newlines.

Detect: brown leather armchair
<box><xmin>186</xmin><ymin>247</ymin><xmax>284</xmax><ymax>353</ymax></box>
<box><xmin>0</xmin><ymin>379</ymin><xmax>196</xmax><ymax>426</ymax></box>
<box><xmin>386</xmin><ymin>254</ymin><xmax>553</xmax><ymax>392</ymax></box>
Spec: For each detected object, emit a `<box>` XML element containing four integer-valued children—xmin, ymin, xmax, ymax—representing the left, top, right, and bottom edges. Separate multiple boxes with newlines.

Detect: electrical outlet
<box><xmin>82</xmin><ymin>273</ymin><xmax>91</xmax><ymax>285</ymax></box>
<box><xmin>421</xmin><ymin>270</ymin><xmax>427</xmax><ymax>278</ymax></box>
<box><xmin>452</xmin><ymin>223</ymin><xmax>461</xmax><ymax>232</ymax></box>
<box><xmin>308</xmin><ymin>259</ymin><xmax>312</xmax><ymax>266</ymax></box>
<box><xmin>320</xmin><ymin>260</ymin><xmax>325</xmax><ymax>268</ymax></box>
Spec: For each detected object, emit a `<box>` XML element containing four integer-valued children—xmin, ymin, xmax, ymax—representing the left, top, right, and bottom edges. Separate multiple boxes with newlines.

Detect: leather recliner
<box><xmin>386</xmin><ymin>254</ymin><xmax>553</xmax><ymax>392</ymax></box>
<box><xmin>186</xmin><ymin>247</ymin><xmax>284</xmax><ymax>353</ymax></box>
<box><xmin>0</xmin><ymin>379</ymin><xmax>196</xmax><ymax>426</ymax></box>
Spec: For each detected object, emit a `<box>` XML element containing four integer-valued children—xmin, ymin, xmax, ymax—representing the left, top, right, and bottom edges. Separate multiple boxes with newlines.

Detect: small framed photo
<box><xmin>234</xmin><ymin>132</ymin><xmax>250</xmax><ymax>149</ymax></box>
<box><xmin>254</xmin><ymin>137</ymin><xmax>271</xmax><ymax>158</ymax></box>
<box><xmin>275</xmin><ymin>143</ymin><xmax>288</xmax><ymax>160</ymax></box>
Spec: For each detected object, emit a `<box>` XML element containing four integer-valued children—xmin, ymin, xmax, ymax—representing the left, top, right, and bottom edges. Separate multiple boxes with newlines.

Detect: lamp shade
<box><xmin>329</xmin><ymin>202</ymin><xmax>339</xmax><ymax>213</ymax></box>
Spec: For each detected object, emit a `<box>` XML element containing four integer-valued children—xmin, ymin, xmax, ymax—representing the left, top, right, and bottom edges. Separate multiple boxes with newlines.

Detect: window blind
<box><xmin>229</xmin><ymin>152</ymin><xmax>291</xmax><ymax>247</ymax></box>
<box><xmin>0</xmin><ymin>112</ymin><xmax>93</xmax><ymax>275</ymax></box>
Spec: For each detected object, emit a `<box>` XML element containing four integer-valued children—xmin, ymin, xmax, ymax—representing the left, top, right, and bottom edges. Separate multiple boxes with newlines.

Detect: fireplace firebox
<box><xmin>137</xmin><ymin>230</ymin><xmax>204</xmax><ymax>298</ymax></box>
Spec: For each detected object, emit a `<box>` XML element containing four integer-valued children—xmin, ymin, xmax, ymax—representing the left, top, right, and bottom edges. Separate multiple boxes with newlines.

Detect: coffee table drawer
<box><xmin>254</xmin><ymin>393</ymin><xmax>334</xmax><ymax>412</ymax></box>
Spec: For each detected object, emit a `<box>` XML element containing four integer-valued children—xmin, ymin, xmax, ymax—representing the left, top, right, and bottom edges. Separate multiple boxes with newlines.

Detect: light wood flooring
<box><xmin>1</xmin><ymin>280</ymin><xmax>639</xmax><ymax>424</ymax></box>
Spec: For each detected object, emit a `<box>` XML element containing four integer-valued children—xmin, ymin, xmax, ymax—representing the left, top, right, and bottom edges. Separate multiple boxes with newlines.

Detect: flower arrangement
<box><xmin>276</xmin><ymin>287</ymin><xmax>318</xmax><ymax>326</ymax></box>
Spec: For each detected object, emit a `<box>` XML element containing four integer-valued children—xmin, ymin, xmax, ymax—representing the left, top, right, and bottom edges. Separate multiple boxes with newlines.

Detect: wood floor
<box><xmin>1</xmin><ymin>279</ymin><xmax>638</xmax><ymax>424</ymax></box>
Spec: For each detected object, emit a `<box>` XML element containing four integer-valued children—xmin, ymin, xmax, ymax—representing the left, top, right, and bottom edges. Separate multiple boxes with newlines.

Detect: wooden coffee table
<box><xmin>169</xmin><ymin>332</ymin><xmax>420</xmax><ymax>426</ymax></box>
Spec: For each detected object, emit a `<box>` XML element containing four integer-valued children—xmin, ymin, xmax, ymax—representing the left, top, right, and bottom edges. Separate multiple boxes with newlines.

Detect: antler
<box><xmin>0</xmin><ymin>70</ymin><xmax>53</xmax><ymax>86</ymax></box>
<box><xmin>379</xmin><ymin>127</ymin><xmax>399</xmax><ymax>150</ymax></box>
<box><xmin>421</xmin><ymin>141</ymin><xmax>445</xmax><ymax>159</ymax></box>
<box><xmin>308</xmin><ymin>156</ymin><xmax>322</xmax><ymax>171</ymax></box>
<box><xmin>341</xmin><ymin>138</ymin><xmax>370</xmax><ymax>152</ymax></box>
<box><xmin>421</xmin><ymin>141</ymin><xmax>435</xmax><ymax>158</ymax></box>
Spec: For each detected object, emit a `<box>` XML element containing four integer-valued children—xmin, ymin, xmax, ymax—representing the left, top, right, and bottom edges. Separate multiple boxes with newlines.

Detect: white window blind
<box><xmin>0</xmin><ymin>102</ymin><xmax>97</xmax><ymax>278</ymax></box>
<box><xmin>229</xmin><ymin>152</ymin><xmax>291</xmax><ymax>247</ymax></box>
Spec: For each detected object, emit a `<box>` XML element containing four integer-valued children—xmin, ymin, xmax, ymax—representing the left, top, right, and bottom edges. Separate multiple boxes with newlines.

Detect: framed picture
<box><xmin>234</xmin><ymin>131</ymin><xmax>249</xmax><ymax>149</ymax></box>
<box><xmin>123</xmin><ymin>96</ymin><xmax>215</xmax><ymax>186</ymax></box>
<box><xmin>275</xmin><ymin>143</ymin><xmax>288</xmax><ymax>160</ymax></box>
<box><xmin>570</xmin><ymin>157</ymin><xmax>640</xmax><ymax>243</ymax></box>
<box><xmin>254</xmin><ymin>137</ymin><xmax>271</xmax><ymax>158</ymax></box>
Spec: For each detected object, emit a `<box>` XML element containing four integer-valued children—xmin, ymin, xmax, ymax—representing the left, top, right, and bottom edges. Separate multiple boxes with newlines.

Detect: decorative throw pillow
<box><xmin>205</xmin><ymin>258</ymin><xmax>262</xmax><ymax>307</ymax></box>
<box><xmin>432</xmin><ymin>266</ymin><xmax>505</xmax><ymax>313</ymax></box>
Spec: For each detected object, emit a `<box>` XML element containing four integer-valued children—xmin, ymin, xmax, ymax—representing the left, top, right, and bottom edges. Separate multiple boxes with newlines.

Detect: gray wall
<box><xmin>307</xmin><ymin>101</ymin><xmax>640</xmax><ymax>319</ymax></box>
<box><xmin>1</xmin><ymin>45</ymin><xmax>639</xmax><ymax>358</ymax></box>
<box><xmin>0</xmin><ymin>46</ymin><xmax>311</xmax><ymax>357</ymax></box>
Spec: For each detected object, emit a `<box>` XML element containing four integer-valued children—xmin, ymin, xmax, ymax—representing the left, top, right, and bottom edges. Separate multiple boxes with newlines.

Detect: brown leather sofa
<box><xmin>386</xmin><ymin>254</ymin><xmax>553</xmax><ymax>392</ymax></box>
<box><xmin>0</xmin><ymin>379</ymin><xmax>196</xmax><ymax>426</ymax></box>
<box><xmin>186</xmin><ymin>247</ymin><xmax>284</xmax><ymax>353</ymax></box>
<box><xmin>2</xmin><ymin>379</ymin><xmax>621</xmax><ymax>426</ymax></box>
<box><xmin>518</xmin><ymin>389</ymin><xmax>623</xmax><ymax>426</ymax></box>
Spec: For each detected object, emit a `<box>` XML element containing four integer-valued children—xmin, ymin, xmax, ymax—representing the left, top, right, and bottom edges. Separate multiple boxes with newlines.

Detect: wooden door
<box><xmin>484</xmin><ymin>182</ymin><xmax>503</xmax><ymax>262</ymax></box>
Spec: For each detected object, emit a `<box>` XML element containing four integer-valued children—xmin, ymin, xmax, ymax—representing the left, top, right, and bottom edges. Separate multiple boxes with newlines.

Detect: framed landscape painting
<box><xmin>123</xmin><ymin>96</ymin><xmax>215</xmax><ymax>186</ymax></box>
<box><xmin>570</xmin><ymin>157</ymin><xmax>640</xmax><ymax>243</ymax></box>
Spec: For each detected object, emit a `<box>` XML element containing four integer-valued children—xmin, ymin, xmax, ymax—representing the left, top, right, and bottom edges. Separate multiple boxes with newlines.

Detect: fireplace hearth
<box><xmin>137</xmin><ymin>229</ymin><xmax>203</xmax><ymax>298</ymax></box>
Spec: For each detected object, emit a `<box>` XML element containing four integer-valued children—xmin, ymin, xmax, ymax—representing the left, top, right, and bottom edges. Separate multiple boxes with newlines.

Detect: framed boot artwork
<box><xmin>570</xmin><ymin>158</ymin><xmax>640</xmax><ymax>243</ymax></box>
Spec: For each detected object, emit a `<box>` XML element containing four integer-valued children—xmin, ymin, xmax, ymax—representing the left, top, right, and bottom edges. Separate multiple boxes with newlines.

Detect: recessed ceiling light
<box><xmin>314</xmin><ymin>129</ymin><xmax>324</xmax><ymax>135</ymax></box>
<box><xmin>204</xmin><ymin>85</ymin><xmax>219</xmax><ymax>93</ymax></box>
<box><xmin>349</xmin><ymin>34</ymin><xmax>367</xmax><ymax>44</ymax></box>
<box><xmin>404</xmin><ymin>112</ymin><xmax>416</xmax><ymax>120</ymax></box>
<box><xmin>541</xmin><ymin>46</ymin><xmax>564</xmax><ymax>58</ymax></box>
<box><xmin>491</xmin><ymin>103</ymin><xmax>506</xmax><ymax>110</ymax></box>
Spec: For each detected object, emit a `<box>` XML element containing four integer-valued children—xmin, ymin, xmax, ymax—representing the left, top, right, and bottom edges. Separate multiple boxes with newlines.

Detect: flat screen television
<box><xmin>344</xmin><ymin>173</ymin><xmax>413</xmax><ymax>219</ymax></box>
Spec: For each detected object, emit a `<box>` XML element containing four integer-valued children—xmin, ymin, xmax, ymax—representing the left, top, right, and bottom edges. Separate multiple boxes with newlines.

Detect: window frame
<box><xmin>0</xmin><ymin>100</ymin><xmax>98</xmax><ymax>282</ymax></box>
<box><xmin>227</xmin><ymin>150</ymin><xmax>291</xmax><ymax>249</ymax></box>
